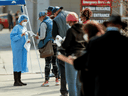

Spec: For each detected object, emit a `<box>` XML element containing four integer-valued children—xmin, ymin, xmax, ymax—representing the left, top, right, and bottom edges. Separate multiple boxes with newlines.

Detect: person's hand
<box><xmin>67</xmin><ymin>56</ymin><xmax>76</xmax><ymax>65</ymax></box>
<box><xmin>57</xmin><ymin>54</ymin><xmax>74</xmax><ymax>65</ymax></box>
<box><xmin>21</xmin><ymin>33</ymin><xmax>25</xmax><ymax>37</ymax></box>
<box><xmin>35</xmin><ymin>36</ymin><xmax>39</xmax><ymax>39</ymax></box>
<box><xmin>35</xmin><ymin>32</ymin><xmax>39</xmax><ymax>39</ymax></box>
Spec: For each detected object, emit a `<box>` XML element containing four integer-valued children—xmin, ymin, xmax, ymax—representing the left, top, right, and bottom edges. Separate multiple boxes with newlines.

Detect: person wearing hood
<box><xmin>10</xmin><ymin>14</ymin><xmax>30</xmax><ymax>86</ymax></box>
<box><xmin>61</xmin><ymin>12</ymin><xmax>86</xmax><ymax>96</ymax></box>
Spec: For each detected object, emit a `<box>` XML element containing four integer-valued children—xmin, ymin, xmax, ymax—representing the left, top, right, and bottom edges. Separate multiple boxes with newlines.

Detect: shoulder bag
<box><xmin>39</xmin><ymin>40</ymin><xmax>54</xmax><ymax>58</ymax></box>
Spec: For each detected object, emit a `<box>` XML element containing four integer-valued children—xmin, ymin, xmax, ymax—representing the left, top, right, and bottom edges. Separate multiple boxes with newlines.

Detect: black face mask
<box><xmin>82</xmin><ymin>10</ymin><xmax>89</xmax><ymax>20</ymax></box>
<box><xmin>86</xmin><ymin>17</ymin><xmax>89</xmax><ymax>20</ymax></box>
<box><xmin>86</xmin><ymin>10</ymin><xmax>89</xmax><ymax>20</ymax></box>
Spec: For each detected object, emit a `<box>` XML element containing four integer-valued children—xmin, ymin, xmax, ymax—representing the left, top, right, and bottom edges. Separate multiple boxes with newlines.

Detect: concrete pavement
<box><xmin>0</xmin><ymin>29</ymin><xmax>64</xmax><ymax>96</ymax></box>
<box><xmin>0</xmin><ymin>29</ymin><xmax>45</xmax><ymax>75</ymax></box>
<box><xmin>0</xmin><ymin>74</ymin><xmax>61</xmax><ymax>96</ymax></box>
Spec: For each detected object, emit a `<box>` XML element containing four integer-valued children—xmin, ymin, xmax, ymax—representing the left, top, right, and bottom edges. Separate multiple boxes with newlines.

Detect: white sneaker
<box><xmin>55</xmin><ymin>79</ymin><xmax>59</xmax><ymax>86</ymax></box>
<box><xmin>41</xmin><ymin>81</ymin><xmax>49</xmax><ymax>87</ymax></box>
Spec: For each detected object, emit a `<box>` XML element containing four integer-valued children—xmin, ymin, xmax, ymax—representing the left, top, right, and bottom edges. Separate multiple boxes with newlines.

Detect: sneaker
<box><xmin>58</xmin><ymin>76</ymin><xmax>61</xmax><ymax>81</ymax></box>
<box><xmin>55</xmin><ymin>78</ymin><xmax>59</xmax><ymax>86</ymax></box>
<box><xmin>41</xmin><ymin>81</ymin><xmax>49</xmax><ymax>87</ymax></box>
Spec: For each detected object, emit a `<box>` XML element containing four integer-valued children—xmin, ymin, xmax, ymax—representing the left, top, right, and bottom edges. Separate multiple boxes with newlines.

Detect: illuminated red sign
<box><xmin>81</xmin><ymin>0</ymin><xmax>111</xmax><ymax>6</ymax></box>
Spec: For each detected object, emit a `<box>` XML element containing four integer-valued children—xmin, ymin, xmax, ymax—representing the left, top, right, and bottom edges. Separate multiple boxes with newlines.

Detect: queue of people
<box><xmin>10</xmin><ymin>5</ymin><xmax>128</xmax><ymax>96</ymax></box>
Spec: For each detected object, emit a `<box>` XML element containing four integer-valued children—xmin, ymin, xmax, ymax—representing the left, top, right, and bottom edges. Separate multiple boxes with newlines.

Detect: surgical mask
<box><xmin>120</xmin><ymin>29</ymin><xmax>123</xmax><ymax>34</ymax></box>
<box><xmin>83</xmin><ymin>34</ymin><xmax>88</xmax><ymax>41</ymax></box>
<box><xmin>66</xmin><ymin>23</ymin><xmax>71</xmax><ymax>28</ymax></box>
<box><xmin>22</xmin><ymin>22</ymin><xmax>27</xmax><ymax>27</ymax></box>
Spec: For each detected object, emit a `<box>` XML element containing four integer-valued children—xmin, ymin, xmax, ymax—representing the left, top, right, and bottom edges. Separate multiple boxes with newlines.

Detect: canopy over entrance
<box><xmin>0</xmin><ymin>0</ymin><xmax>25</xmax><ymax>5</ymax></box>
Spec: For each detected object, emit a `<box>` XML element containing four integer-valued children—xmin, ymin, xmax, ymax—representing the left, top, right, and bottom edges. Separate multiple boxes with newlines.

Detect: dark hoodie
<box><xmin>62</xmin><ymin>23</ymin><xmax>87</xmax><ymax>57</ymax></box>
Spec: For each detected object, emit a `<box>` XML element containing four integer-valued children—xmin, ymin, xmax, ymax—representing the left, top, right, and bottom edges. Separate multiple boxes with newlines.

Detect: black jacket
<box><xmin>74</xmin><ymin>30</ymin><xmax>128</xmax><ymax>96</ymax></box>
<box><xmin>7</xmin><ymin>13</ymin><xmax>13</xmax><ymax>23</ymax></box>
<box><xmin>62</xmin><ymin>23</ymin><xmax>86</xmax><ymax>56</ymax></box>
<box><xmin>52</xmin><ymin>20</ymin><xmax>59</xmax><ymax>39</ymax></box>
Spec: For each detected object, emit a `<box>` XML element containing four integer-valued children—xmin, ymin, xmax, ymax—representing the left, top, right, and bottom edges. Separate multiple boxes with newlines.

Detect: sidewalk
<box><xmin>0</xmin><ymin>49</ymin><xmax>62</xmax><ymax>96</ymax></box>
<box><xmin>0</xmin><ymin>29</ymin><xmax>63</xmax><ymax>96</ymax></box>
<box><xmin>0</xmin><ymin>74</ymin><xmax>61</xmax><ymax>96</ymax></box>
<box><xmin>0</xmin><ymin>29</ymin><xmax>45</xmax><ymax>74</ymax></box>
<box><xmin>0</xmin><ymin>48</ymin><xmax>46</xmax><ymax>75</ymax></box>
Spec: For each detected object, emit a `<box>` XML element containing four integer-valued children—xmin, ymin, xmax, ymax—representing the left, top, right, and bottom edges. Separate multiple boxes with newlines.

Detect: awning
<box><xmin>0</xmin><ymin>0</ymin><xmax>25</xmax><ymax>5</ymax></box>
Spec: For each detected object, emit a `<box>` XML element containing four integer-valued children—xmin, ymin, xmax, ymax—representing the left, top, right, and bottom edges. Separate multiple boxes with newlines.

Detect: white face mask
<box><xmin>22</xmin><ymin>22</ymin><xmax>27</xmax><ymax>27</ymax></box>
<box><xmin>83</xmin><ymin>34</ymin><xmax>88</xmax><ymax>42</ymax></box>
<box><xmin>66</xmin><ymin>23</ymin><xmax>71</xmax><ymax>28</ymax></box>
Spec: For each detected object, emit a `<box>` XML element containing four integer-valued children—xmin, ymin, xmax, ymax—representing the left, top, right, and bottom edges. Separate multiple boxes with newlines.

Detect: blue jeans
<box><xmin>65</xmin><ymin>62</ymin><xmax>77</xmax><ymax>96</ymax></box>
<box><xmin>76</xmin><ymin>73</ymin><xmax>82</xmax><ymax>96</ymax></box>
<box><xmin>58</xmin><ymin>59</ymin><xmax>68</xmax><ymax>95</ymax></box>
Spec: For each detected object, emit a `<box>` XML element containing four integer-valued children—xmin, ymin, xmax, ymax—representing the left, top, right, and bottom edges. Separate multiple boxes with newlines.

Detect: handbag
<box><xmin>39</xmin><ymin>40</ymin><xmax>54</xmax><ymax>58</ymax></box>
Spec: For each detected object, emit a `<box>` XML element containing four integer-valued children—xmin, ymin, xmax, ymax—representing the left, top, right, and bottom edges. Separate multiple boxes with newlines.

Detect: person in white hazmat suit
<box><xmin>10</xmin><ymin>15</ymin><xmax>30</xmax><ymax>86</ymax></box>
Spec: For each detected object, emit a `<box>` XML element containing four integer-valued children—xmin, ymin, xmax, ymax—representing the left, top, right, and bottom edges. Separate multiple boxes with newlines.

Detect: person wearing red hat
<box><xmin>61</xmin><ymin>12</ymin><xmax>86</xmax><ymax>96</ymax></box>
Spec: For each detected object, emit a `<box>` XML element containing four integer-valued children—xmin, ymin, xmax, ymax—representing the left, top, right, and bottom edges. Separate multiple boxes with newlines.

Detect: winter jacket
<box><xmin>62</xmin><ymin>23</ymin><xmax>86</xmax><ymax>57</ymax></box>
